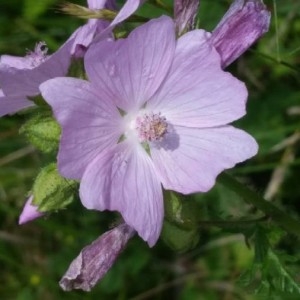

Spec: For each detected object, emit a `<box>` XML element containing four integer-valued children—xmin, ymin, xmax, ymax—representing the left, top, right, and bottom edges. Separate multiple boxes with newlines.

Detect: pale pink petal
<box><xmin>0</xmin><ymin>55</ymin><xmax>33</xmax><ymax>69</ymax></box>
<box><xmin>71</xmin><ymin>20</ymin><xmax>109</xmax><ymax>56</ymax></box>
<box><xmin>93</xmin><ymin>0</ymin><xmax>145</xmax><ymax>42</ymax></box>
<box><xmin>85</xmin><ymin>16</ymin><xmax>176</xmax><ymax>111</ymax></box>
<box><xmin>147</xmin><ymin>30</ymin><xmax>247</xmax><ymax>128</ymax></box>
<box><xmin>0</xmin><ymin>39</ymin><xmax>72</xmax><ymax>97</ymax></box>
<box><xmin>151</xmin><ymin>125</ymin><xmax>258</xmax><ymax>194</ymax></box>
<box><xmin>80</xmin><ymin>142</ymin><xmax>163</xmax><ymax>246</ymax></box>
<box><xmin>87</xmin><ymin>0</ymin><xmax>107</xmax><ymax>9</ymax></box>
<box><xmin>0</xmin><ymin>95</ymin><xmax>34</xmax><ymax>117</ymax></box>
<box><xmin>109</xmin><ymin>0</ymin><xmax>143</xmax><ymax>27</ymax></box>
<box><xmin>19</xmin><ymin>196</ymin><xmax>44</xmax><ymax>225</ymax></box>
<box><xmin>40</xmin><ymin>77</ymin><xmax>122</xmax><ymax>179</ymax></box>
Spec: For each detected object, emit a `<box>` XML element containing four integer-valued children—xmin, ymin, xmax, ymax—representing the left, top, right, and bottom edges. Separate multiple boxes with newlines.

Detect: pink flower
<box><xmin>40</xmin><ymin>16</ymin><xmax>258</xmax><ymax>246</ymax></box>
<box><xmin>18</xmin><ymin>195</ymin><xmax>44</xmax><ymax>225</ymax></box>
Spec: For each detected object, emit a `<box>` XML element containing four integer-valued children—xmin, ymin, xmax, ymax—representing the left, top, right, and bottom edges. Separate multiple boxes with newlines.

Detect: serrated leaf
<box><xmin>238</xmin><ymin>229</ymin><xmax>300</xmax><ymax>297</ymax></box>
<box><xmin>267</xmin><ymin>250</ymin><xmax>300</xmax><ymax>295</ymax></box>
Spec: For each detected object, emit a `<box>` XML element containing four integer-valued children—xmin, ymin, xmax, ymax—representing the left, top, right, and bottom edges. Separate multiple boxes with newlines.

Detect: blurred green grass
<box><xmin>0</xmin><ymin>0</ymin><xmax>300</xmax><ymax>299</ymax></box>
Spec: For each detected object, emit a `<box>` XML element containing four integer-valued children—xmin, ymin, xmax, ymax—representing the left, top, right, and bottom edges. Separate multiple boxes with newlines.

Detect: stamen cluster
<box><xmin>136</xmin><ymin>112</ymin><xmax>168</xmax><ymax>142</ymax></box>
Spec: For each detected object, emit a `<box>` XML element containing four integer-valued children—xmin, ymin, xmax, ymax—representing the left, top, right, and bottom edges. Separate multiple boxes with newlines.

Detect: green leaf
<box><xmin>254</xmin><ymin>226</ymin><xmax>269</xmax><ymax>264</ymax></box>
<box><xmin>238</xmin><ymin>226</ymin><xmax>300</xmax><ymax>297</ymax></box>
<box><xmin>32</xmin><ymin>163</ymin><xmax>78</xmax><ymax>212</ymax></box>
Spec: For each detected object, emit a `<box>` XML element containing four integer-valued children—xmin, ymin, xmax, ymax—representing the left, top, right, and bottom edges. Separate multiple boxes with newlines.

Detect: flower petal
<box><xmin>0</xmin><ymin>38</ymin><xmax>72</xmax><ymax>97</ymax></box>
<box><xmin>19</xmin><ymin>196</ymin><xmax>44</xmax><ymax>225</ymax></box>
<box><xmin>85</xmin><ymin>16</ymin><xmax>176</xmax><ymax>111</ymax></box>
<box><xmin>0</xmin><ymin>95</ymin><xmax>34</xmax><ymax>117</ymax></box>
<box><xmin>87</xmin><ymin>0</ymin><xmax>107</xmax><ymax>9</ymax></box>
<box><xmin>211</xmin><ymin>0</ymin><xmax>271</xmax><ymax>68</ymax></box>
<box><xmin>147</xmin><ymin>30</ymin><xmax>247</xmax><ymax>128</ymax></box>
<box><xmin>151</xmin><ymin>125</ymin><xmax>258</xmax><ymax>194</ymax></box>
<box><xmin>0</xmin><ymin>55</ymin><xmax>33</xmax><ymax>69</ymax></box>
<box><xmin>80</xmin><ymin>142</ymin><xmax>163</xmax><ymax>246</ymax></box>
<box><xmin>71</xmin><ymin>20</ymin><xmax>109</xmax><ymax>57</ymax></box>
<box><xmin>109</xmin><ymin>0</ymin><xmax>144</xmax><ymax>28</ymax></box>
<box><xmin>40</xmin><ymin>77</ymin><xmax>122</xmax><ymax>179</ymax></box>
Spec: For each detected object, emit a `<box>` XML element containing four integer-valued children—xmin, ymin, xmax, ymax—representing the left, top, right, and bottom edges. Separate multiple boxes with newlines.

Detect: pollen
<box><xmin>136</xmin><ymin>112</ymin><xmax>168</xmax><ymax>142</ymax></box>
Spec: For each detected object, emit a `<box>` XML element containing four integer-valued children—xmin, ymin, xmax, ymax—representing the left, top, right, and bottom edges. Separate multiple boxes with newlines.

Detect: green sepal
<box><xmin>161</xmin><ymin>220</ymin><xmax>200</xmax><ymax>253</ymax></box>
<box><xmin>20</xmin><ymin>111</ymin><xmax>61</xmax><ymax>154</ymax></box>
<box><xmin>164</xmin><ymin>191</ymin><xmax>201</xmax><ymax>230</ymax></box>
<box><xmin>162</xmin><ymin>191</ymin><xmax>201</xmax><ymax>252</ymax></box>
<box><xmin>32</xmin><ymin>163</ymin><xmax>78</xmax><ymax>212</ymax></box>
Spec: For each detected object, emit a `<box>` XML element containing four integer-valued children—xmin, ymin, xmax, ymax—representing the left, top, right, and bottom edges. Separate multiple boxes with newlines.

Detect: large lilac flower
<box><xmin>40</xmin><ymin>16</ymin><xmax>258</xmax><ymax>246</ymax></box>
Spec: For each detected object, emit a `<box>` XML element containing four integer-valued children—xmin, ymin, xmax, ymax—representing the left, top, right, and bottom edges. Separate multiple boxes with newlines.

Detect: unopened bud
<box><xmin>19</xmin><ymin>195</ymin><xmax>44</xmax><ymax>225</ymax></box>
<box><xmin>211</xmin><ymin>0</ymin><xmax>271</xmax><ymax>68</ymax></box>
<box><xmin>60</xmin><ymin>223</ymin><xmax>135</xmax><ymax>291</ymax></box>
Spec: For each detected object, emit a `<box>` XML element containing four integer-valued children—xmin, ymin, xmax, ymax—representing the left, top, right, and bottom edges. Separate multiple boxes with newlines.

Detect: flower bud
<box><xmin>32</xmin><ymin>163</ymin><xmax>78</xmax><ymax>212</ymax></box>
<box><xmin>211</xmin><ymin>0</ymin><xmax>271</xmax><ymax>68</ymax></box>
<box><xmin>60</xmin><ymin>223</ymin><xmax>135</xmax><ymax>291</ymax></box>
<box><xmin>174</xmin><ymin>0</ymin><xmax>200</xmax><ymax>35</ymax></box>
<box><xmin>18</xmin><ymin>195</ymin><xmax>44</xmax><ymax>225</ymax></box>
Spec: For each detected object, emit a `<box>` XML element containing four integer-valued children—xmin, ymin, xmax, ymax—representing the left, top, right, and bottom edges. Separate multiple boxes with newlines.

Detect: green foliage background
<box><xmin>1</xmin><ymin>0</ymin><xmax>300</xmax><ymax>299</ymax></box>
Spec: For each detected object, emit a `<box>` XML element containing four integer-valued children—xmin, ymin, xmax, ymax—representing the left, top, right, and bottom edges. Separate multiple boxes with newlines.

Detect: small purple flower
<box><xmin>18</xmin><ymin>195</ymin><xmax>44</xmax><ymax>225</ymax></box>
<box><xmin>40</xmin><ymin>16</ymin><xmax>258</xmax><ymax>246</ymax></box>
<box><xmin>0</xmin><ymin>0</ymin><xmax>143</xmax><ymax>117</ymax></box>
<box><xmin>60</xmin><ymin>223</ymin><xmax>135</xmax><ymax>291</ymax></box>
<box><xmin>211</xmin><ymin>0</ymin><xmax>271</xmax><ymax>68</ymax></box>
<box><xmin>0</xmin><ymin>39</ymin><xmax>73</xmax><ymax>117</ymax></box>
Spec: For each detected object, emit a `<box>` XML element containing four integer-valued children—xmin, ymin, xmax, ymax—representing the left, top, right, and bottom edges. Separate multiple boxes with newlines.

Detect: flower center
<box><xmin>26</xmin><ymin>41</ymin><xmax>48</xmax><ymax>68</ymax></box>
<box><xmin>136</xmin><ymin>112</ymin><xmax>168</xmax><ymax>142</ymax></box>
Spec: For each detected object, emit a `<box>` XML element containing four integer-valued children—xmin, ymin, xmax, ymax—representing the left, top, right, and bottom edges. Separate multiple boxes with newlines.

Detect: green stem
<box><xmin>218</xmin><ymin>173</ymin><xmax>300</xmax><ymax>236</ymax></box>
<box><xmin>250</xmin><ymin>49</ymin><xmax>300</xmax><ymax>73</ymax></box>
<box><xmin>197</xmin><ymin>216</ymin><xmax>267</xmax><ymax>229</ymax></box>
